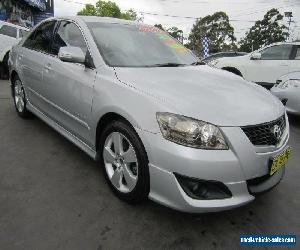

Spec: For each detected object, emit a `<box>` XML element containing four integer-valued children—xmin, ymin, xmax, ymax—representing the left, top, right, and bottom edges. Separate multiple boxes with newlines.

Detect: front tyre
<box><xmin>99</xmin><ymin>120</ymin><xmax>150</xmax><ymax>204</ymax></box>
<box><xmin>12</xmin><ymin>76</ymin><xmax>31</xmax><ymax>118</ymax></box>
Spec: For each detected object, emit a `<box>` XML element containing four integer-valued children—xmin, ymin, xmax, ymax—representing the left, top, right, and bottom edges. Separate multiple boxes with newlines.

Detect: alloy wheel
<box><xmin>14</xmin><ymin>80</ymin><xmax>25</xmax><ymax>113</ymax></box>
<box><xmin>103</xmin><ymin>132</ymin><xmax>139</xmax><ymax>193</ymax></box>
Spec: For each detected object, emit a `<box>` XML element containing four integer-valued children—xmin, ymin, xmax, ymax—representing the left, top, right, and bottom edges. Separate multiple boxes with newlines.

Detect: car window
<box><xmin>51</xmin><ymin>21</ymin><xmax>87</xmax><ymax>56</ymax></box>
<box><xmin>260</xmin><ymin>45</ymin><xmax>293</xmax><ymax>60</ymax></box>
<box><xmin>87</xmin><ymin>22</ymin><xmax>197</xmax><ymax>67</ymax></box>
<box><xmin>294</xmin><ymin>46</ymin><xmax>300</xmax><ymax>60</ymax></box>
<box><xmin>0</xmin><ymin>25</ymin><xmax>17</xmax><ymax>38</ymax></box>
<box><xmin>23</xmin><ymin>21</ymin><xmax>56</xmax><ymax>53</ymax></box>
<box><xmin>19</xmin><ymin>29</ymin><xmax>29</xmax><ymax>38</ymax></box>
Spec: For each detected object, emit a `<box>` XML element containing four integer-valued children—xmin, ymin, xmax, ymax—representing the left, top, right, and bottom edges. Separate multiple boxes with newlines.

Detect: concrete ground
<box><xmin>0</xmin><ymin>79</ymin><xmax>299</xmax><ymax>250</ymax></box>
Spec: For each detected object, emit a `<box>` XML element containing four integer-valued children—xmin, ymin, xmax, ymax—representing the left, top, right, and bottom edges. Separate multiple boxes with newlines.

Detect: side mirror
<box><xmin>250</xmin><ymin>52</ymin><xmax>262</xmax><ymax>60</ymax></box>
<box><xmin>58</xmin><ymin>46</ymin><xmax>85</xmax><ymax>64</ymax></box>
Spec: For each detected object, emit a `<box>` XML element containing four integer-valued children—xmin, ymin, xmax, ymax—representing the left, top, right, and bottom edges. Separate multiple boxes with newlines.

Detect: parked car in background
<box><xmin>271</xmin><ymin>72</ymin><xmax>300</xmax><ymax>115</ymax></box>
<box><xmin>211</xmin><ymin>42</ymin><xmax>300</xmax><ymax>89</ymax></box>
<box><xmin>202</xmin><ymin>51</ymin><xmax>247</xmax><ymax>64</ymax></box>
<box><xmin>0</xmin><ymin>21</ymin><xmax>29</xmax><ymax>78</ymax></box>
<box><xmin>9</xmin><ymin>17</ymin><xmax>290</xmax><ymax>213</ymax></box>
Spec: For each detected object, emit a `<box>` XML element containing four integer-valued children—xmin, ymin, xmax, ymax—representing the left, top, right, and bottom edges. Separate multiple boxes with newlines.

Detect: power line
<box><xmin>139</xmin><ymin>11</ymin><xmax>256</xmax><ymax>22</ymax></box>
<box><xmin>62</xmin><ymin>0</ymin><xmax>94</xmax><ymax>5</ymax></box>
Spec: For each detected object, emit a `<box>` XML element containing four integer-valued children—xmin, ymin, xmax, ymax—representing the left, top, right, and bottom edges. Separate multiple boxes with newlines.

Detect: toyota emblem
<box><xmin>273</xmin><ymin>125</ymin><xmax>282</xmax><ymax>141</ymax></box>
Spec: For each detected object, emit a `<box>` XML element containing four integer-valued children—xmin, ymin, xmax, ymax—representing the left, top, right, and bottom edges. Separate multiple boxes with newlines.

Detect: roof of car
<box><xmin>50</xmin><ymin>16</ymin><xmax>137</xmax><ymax>26</ymax></box>
<box><xmin>266</xmin><ymin>41</ymin><xmax>300</xmax><ymax>46</ymax></box>
<box><xmin>0</xmin><ymin>20</ymin><xmax>30</xmax><ymax>31</ymax></box>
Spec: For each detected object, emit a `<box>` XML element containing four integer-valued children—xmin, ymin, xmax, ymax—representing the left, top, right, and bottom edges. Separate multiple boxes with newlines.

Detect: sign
<box><xmin>23</xmin><ymin>0</ymin><xmax>46</xmax><ymax>11</ymax></box>
<box><xmin>34</xmin><ymin>0</ymin><xmax>54</xmax><ymax>25</ymax></box>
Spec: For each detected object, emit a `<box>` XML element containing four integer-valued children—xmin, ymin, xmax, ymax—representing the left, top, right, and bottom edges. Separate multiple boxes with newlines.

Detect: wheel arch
<box><xmin>95</xmin><ymin>112</ymin><xmax>139</xmax><ymax>153</ymax></box>
<box><xmin>222</xmin><ymin>67</ymin><xmax>243</xmax><ymax>77</ymax></box>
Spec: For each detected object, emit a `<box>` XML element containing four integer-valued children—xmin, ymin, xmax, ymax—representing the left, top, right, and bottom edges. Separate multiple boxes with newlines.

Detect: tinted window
<box><xmin>0</xmin><ymin>25</ymin><xmax>17</xmax><ymax>38</ymax></box>
<box><xmin>19</xmin><ymin>29</ymin><xmax>29</xmax><ymax>38</ymax></box>
<box><xmin>51</xmin><ymin>21</ymin><xmax>87</xmax><ymax>55</ymax></box>
<box><xmin>294</xmin><ymin>46</ymin><xmax>300</xmax><ymax>60</ymax></box>
<box><xmin>261</xmin><ymin>45</ymin><xmax>293</xmax><ymax>60</ymax></box>
<box><xmin>23</xmin><ymin>21</ymin><xmax>56</xmax><ymax>53</ymax></box>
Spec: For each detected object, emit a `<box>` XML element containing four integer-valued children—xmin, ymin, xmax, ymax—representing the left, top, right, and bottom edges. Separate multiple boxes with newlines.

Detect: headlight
<box><xmin>278</xmin><ymin>79</ymin><xmax>300</xmax><ymax>89</ymax></box>
<box><xmin>156</xmin><ymin>112</ymin><xmax>228</xmax><ymax>150</ymax></box>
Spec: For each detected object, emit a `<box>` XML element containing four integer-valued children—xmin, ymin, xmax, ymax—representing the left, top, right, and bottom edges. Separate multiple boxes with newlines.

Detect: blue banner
<box><xmin>240</xmin><ymin>234</ymin><xmax>296</xmax><ymax>246</ymax></box>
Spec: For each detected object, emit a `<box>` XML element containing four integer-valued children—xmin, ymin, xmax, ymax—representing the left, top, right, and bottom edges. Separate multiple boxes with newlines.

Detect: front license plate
<box><xmin>270</xmin><ymin>147</ymin><xmax>291</xmax><ymax>176</ymax></box>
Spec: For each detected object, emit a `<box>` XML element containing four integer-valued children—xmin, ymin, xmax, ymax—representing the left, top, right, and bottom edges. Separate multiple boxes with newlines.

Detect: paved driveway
<box><xmin>0</xmin><ymin>80</ymin><xmax>299</xmax><ymax>250</ymax></box>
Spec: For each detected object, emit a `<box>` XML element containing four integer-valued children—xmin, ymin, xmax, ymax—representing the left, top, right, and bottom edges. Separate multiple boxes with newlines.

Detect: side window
<box><xmin>260</xmin><ymin>45</ymin><xmax>293</xmax><ymax>60</ymax></box>
<box><xmin>293</xmin><ymin>46</ymin><xmax>300</xmax><ymax>60</ymax></box>
<box><xmin>23</xmin><ymin>21</ymin><xmax>56</xmax><ymax>53</ymax></box>
<box><xmin>19</xmin><ymin>29</ymin><xmax>29</xmax><ymax>38</ymax></box>
<box><xmin>51</xmin><ymin>21</ymin><xmax>87</xmax><ymax>56</ymax></box>
<box><xmin>0</xmin><ymin>25</ymin><xmax>17</xmax><ymax>38</ymax></box>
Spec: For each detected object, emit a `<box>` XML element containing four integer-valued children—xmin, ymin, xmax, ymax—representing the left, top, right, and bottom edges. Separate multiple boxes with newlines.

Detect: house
<box><xmin>0</xmin><ymin>0</ymin><xmax>54</xmax><ymax>28</ymax></box>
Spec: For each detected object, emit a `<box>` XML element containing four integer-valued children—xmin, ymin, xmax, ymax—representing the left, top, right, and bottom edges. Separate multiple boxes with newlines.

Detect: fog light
<box><xmin>175</xmin><ymin>173</ymin><xmax>232</xmax><ymax>200</ymax></box>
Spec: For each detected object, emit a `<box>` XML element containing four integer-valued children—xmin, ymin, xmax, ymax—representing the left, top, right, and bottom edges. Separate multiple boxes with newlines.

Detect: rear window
<box><xmin>0</xmin><ymin>25</ymin><xmax>17</xmax><ymax>38</ymax></box>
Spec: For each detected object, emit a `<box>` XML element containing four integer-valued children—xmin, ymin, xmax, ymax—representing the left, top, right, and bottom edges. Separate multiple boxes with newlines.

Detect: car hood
<box><xmin>278</xmin><ymin>71</ymin><xmax>300</xmax><ymax>82</ymax></box>
<box><xmin>114</xmin><ymin>66</ymin><xmax>284</xmax><ymax>126</ymax></box>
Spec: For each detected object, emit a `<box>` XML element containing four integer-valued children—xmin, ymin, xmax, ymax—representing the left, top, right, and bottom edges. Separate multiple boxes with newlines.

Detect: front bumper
<box><xmin>136</xmin><ymin>117</ymin><xmax>289</xmax><ymax>213</ymax></box>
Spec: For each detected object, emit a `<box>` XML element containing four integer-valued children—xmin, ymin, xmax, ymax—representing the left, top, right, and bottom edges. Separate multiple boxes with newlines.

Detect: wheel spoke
<box><xmin>16</xmin><ymin>98</ymin><xmax>22</xmax><ymax>111</ymax></box>
<box><xmin>103</xmin><ymin>147</ymin><xmax>115</xmax><ymax>164</ymax></box>
<box><xmin>122</xmin><ymin>146</ymin><xmax>137</xmax><ymax>163</ymax></box>
<box><xmin>111</xmin><ymin>169</ymin><xmax>122</xmax><ymax>188</ymax></box>
<box><xmin>123</xmin><ymin>165</ymin><xmax>137</xmax><ymax>191</ymax></box>
<box><xmin>113</xmin><ymin>133</ymin><xmax>123</xmax><ymax>154</ymax></box>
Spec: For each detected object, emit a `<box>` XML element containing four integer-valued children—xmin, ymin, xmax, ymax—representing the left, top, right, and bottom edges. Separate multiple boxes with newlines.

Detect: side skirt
<box><xmin>27</xmin><ymin>102</ymin><xmax>97</xmax><ymax>160</ymax></box>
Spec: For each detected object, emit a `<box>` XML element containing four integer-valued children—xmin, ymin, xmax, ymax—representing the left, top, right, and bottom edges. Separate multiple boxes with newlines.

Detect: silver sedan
<box><xmin>271</xmin><ymin>72</ymin><xmax>300</xmax><ymax>116</ymax></box>
<box><xmin>9</xmin><ymin>16</ymin><xmax>290</xmax><ymax>212</ymax></box>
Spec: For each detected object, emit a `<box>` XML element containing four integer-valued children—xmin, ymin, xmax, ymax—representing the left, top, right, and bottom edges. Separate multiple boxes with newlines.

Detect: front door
<box><xmin>42</xmin><ymin>20</ymin><xmax>96</xmax><ymax>145</ymax></box>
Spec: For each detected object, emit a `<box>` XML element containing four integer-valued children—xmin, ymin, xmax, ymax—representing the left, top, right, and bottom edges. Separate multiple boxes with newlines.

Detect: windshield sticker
<box><xmin>156</xmin><ymin>33</ymin><xmax>187</xmax><ymax>53</ymax></box>
<box><xmin>138</xmin><ymin>24</ymin><xmax>163</xmax><ymax>33</ymax></box>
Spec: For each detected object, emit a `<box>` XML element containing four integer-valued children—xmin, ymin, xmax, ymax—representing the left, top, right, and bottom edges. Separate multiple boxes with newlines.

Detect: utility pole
<box><xmin>285</xmin><ymin>12</ymin><xmax>294</xmax><ymax>41</ymax></box>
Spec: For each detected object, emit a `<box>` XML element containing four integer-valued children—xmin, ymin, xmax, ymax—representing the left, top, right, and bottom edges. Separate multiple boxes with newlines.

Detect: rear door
<box><xmin>19</xmin><ymin>20</ymin><xmax>57</xmax><ymax>110</ymax></box>
<box><xmin>290</xmin><ymin>45</ymin><xmax>300</xmax><ymax>73</ymax></box>
<box><xmin>245</xmin><ymin>44</ymin><xmax>293</xmax><ymax>87</ymax></box>
<box><xmin>42</xmin><ymin>20</ymin><xmax>96</xmax><ymax>143</ymax></box>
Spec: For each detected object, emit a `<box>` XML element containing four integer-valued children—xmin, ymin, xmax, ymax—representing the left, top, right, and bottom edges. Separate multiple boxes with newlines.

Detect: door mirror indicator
<box><xmin>58</xmin><ymin>46</ymin><xmax>86</xmax><ymax>64</ymax></box>
<box><xmin>250</xmin><ymin>52</ymin><xmax>262</xmax><ymax>60</ymax></box>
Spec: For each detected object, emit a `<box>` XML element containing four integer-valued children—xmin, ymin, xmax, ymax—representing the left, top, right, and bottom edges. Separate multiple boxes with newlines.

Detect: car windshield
<box><xmin>87</xmin><ymin>22</ymin><xmax>197</xmax><ymax>67</ymax></box>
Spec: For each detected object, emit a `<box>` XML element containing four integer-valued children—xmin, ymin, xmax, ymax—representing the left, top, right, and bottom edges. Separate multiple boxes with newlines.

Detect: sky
<box><xmin>54</xmin><ymin>0</ymin><xmax>300</xmax><ymax>41</ymax></box>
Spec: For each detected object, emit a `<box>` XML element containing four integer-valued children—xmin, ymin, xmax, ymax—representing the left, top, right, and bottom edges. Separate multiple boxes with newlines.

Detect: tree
<box><xmin>154</xmin><ymin>24</ymin><xmax>165</xmax><ymax>31</ymax></box>
<box><xmin>240</xmin><ymin>9</ymin><xmax>288</xmax><ymax>52</ymax></box>
<box><xmin>78</xmin><ymin>1</ymin><xmax>142</xmax><ymax>21</ymax></box>
<box><xmin>188</xmin><ymin>12</ymin><xmax>236</xmax><ymax>56</ymax></box>
<box><xmin>167</xmin><ymin>26</ymin><xmax>183</xmax><ymax>43</ymax></box>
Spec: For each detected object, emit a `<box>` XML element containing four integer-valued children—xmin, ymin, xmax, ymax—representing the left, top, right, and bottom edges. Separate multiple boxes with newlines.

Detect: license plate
<box><xmin>270</xmin><ymin>147</ymin><xmax>291</xmax><ymax>176</ymax></box>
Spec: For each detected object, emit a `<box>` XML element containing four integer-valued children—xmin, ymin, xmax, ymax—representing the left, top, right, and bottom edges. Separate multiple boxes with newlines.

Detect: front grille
<box><xmin>242</xmin><ymin>115</ymin><xmax>286</xmax><ymax>146</ymax></box>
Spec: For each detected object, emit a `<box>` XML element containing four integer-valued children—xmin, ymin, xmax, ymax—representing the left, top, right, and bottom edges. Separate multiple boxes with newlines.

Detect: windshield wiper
<box><xmin>191</xmin><ymin>61</ymin><xmax>206</xmax><ymax>66</ymax></box>
<box><xmin>146</xmin><ymin>63</ymin><xmax>188</xmax><ymax>67</ymax></box>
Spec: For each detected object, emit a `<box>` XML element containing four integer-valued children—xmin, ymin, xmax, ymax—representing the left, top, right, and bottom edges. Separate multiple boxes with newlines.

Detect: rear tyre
<box><xmin>1</xmin><ymin>53</ymin><xmax>9</xmax><ymax>79</ymax></box>
<box><xmin>98</xmin><ymin>119</ymin><xmax>150</xmax><ymax>204</ymax></box>
<box><xmin>12</xmin><ymin>76</ymin><xmax>32</xmax><ymax>118</ymax></box>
